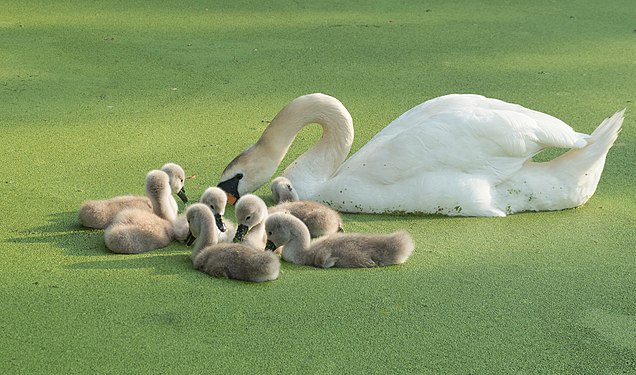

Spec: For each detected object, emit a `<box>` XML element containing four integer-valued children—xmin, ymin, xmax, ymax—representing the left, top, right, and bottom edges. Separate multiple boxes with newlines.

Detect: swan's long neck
<box><xmin>259</xmin><ymin>93</ymin><xmax>354</xmax><ymax>198</ymax></box>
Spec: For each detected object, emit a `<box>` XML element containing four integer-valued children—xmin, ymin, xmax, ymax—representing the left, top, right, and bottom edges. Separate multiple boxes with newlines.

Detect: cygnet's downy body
<box><xmin>269</xmin><ymin>176</ymin><xmax>343</xmax><ymax>238</ymax></box>
<box><xmin>78</xmin><ymin>163</ymin><xmax>188</xmax><ymax>229</ymax></box>
<box><xmin>186</xmin><ymin>203</ymin><xmax>280</xmax><ymax>283</ymax></box>
<box><xmin>104</xmin><ymin>170</ymin><xmax>177</xmax><ymax>254</ymax></box>
<box><xmin>265</xmin><ymin>212</ymin><xmax>414</xmax><ymax>268</ymax></box>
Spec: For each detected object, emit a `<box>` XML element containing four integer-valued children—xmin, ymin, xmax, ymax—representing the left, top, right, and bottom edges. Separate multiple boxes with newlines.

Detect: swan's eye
<box><xmin>245</xmin><ymin>215</ymin><xmax>252</xmax><ymax>221</ymax></box>
<box><xmin>210</xmin><ymin>205</ymin><xmax>215</xmax><ymax>211</ymax></box>
<box><xmin>236</xmin><ymin>173</ymin><xmax>244</xmax><ymax>180</ymax></box>
<box><xmin>268</xmin><ymin>231</ymin><xmax>273</xmax><ymax>236</ymax></box>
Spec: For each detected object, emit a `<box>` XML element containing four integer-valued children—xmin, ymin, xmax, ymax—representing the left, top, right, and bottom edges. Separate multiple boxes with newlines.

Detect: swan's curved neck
<box><xmin>258</xmin><ymin>94</ymin><xmax>354</xmax><ymax>198</ymax></box>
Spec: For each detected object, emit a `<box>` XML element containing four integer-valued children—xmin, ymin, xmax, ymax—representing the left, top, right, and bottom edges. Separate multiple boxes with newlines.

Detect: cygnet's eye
<box><xmin>210</xmin><ymin>205</ymin><xmax>216</xmax><ymax>211</ymax></box>
<box><xmin>245</xmin><ymin>215</ymin><xmax>252</xmax><ymax>221</ymax></box>
<box><xmin>268</xmin><ymin>231</ymin><xmax>273</xmax><ymax>236</ymax></box>
<box><xmin>236</xmin><ymin>173</ymin><xmax>244</xmax><ymax>180</ymax></box>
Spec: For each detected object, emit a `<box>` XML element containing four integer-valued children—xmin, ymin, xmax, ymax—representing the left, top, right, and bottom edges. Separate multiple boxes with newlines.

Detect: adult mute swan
<box><xmin>218</xmin><ymin>93</ymin><xmax>624</xmax><ymax>216</ymax></box>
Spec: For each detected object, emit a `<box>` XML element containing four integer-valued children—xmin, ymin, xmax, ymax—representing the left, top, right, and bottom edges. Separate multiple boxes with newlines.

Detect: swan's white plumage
<box><xmin>219</xmin><ymin>93</ymin><xmax>623</xmax><ymax>216</ymax></box>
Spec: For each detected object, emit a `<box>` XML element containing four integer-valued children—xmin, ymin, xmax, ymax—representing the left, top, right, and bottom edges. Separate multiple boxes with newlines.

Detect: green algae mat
<box><xmin>1</xmin><ymin>0</ymin><xmax>635</xmax><ymax>373</ymax></box>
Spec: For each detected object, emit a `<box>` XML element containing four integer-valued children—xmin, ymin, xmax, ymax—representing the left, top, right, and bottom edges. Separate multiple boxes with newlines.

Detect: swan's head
<box><xmin>264</xmin><ymin>212</ymin><xmax>295</xmax><ymax>251</ymax></box>
<box><xmin>185</xmin><ymin>203</ymin><xmax>212</xmax><ymax>246</ymax></box>
<box><xmin>161</xmin><ymin>163</ymin><xmax>188</xmax><ymax>203</ymax></box>
<box><xmin>199</xmin><ymin>187</ymin><xmax>228</xmax><ymax>232</ymax></box>
<box><xmin>232</xmin><ymin>194</ymin><xmax>268</xmax><ymax>243</ymax></box>
<box><xmin>217</xmin><ymin>145</ymin><xmax>279</xmax><ymax>205</ymax></box>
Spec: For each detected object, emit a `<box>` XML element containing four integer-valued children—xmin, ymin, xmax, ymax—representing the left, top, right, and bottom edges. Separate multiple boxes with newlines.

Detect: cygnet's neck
<box><xmin>193</xmin><ymin>212</ymin><xmax>218</xmax><ymax>258</ymax></box>
<box><xmin>281</xmin><ymin>220</ymin><xmax>313</xmax><ymax>265</ymax></box>
<box><xmin>150</xmin><ymin>187</ymin><xmax>178</xmax><ymax>222</ymax></box>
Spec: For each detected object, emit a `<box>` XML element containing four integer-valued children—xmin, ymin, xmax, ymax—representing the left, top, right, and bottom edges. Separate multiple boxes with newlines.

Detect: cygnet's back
<box><xmin>311</xmin><ymin>231</ymin><xmax>414</xmax><ymax>268</ymax></box>
<box><xmin>265</xmin><ymin>212</ymin><xmax>414</xmax><ymax>269</ymax></box>
<box><xmin>104</xmin><ymin>212</ymin><xmax>174</xmax><ymax>254</ymax></box>
<box><xmin>79</xmin><ymin>196</ymin><xmax>152</xmax><ymax>229</ymax></box>
<box><xmin>193</xmin><ymin>243</ymin><xmax>280</xmax><ymax>283</ymax></box>
<box><xmin>269</xmin><ymin>200</ymin><xmax>343</xmax><ymax>238</ymax></box>
<box><xmin>78</xmin><ymin>163</ymin><xmax>187</xmax><ymax>229</ymax></box>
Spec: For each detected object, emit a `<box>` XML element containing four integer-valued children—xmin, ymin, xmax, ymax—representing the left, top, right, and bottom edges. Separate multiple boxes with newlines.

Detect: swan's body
<box><xmin>79</xmin><ymin>163</ymin><xmax>188</xmax><ymax>228</ymax></box>
<box><xmin>265</xmin><ymin>213</ymin><xmax>414</xmax><ymax>268</ymax></box>
<box><xmin>186</xmin><ymin>204</ymin><xmax>280</xmax><ymax>282</ymax></box>
<box><xmin>104</xmin><ymin>170</ymin><xmax>177</xmax><ymax>254</ymax></box>
<box><xmin>233</xmin><ymin>194</ymin><xmax>268</xmax><ymax>249</ymax></box>
<box><xmin>218</xmin><ymin>93</ymin><xmax>624</xmax><ymax>216</ymax></box>
<box><xmin>271</xmin><ymin>176</ymin><xmax>299</xmax><ymax>203</ymax></box>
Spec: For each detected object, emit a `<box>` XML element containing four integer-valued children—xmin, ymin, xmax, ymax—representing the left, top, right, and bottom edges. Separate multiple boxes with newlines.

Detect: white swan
<box><xmin>218</xmin><ymin>93</ymin><xmax>624</xmax><ymax>216</ymax></box>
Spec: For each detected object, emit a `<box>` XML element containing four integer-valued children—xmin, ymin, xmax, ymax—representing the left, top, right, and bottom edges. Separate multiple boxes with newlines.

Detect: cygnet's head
<box><xmin>233</xmin><ymin>194</ymin><xmax>267</xmax><ymax>243</ymax></box>
<box><xmin>161</xmin><ymin>163</ymin><xmax>188</xmax><ymax>203</ymax></box>
<box><xmin>271</xmin><ymin>176</ymin><xmax>299</xmax><ymax>203</ymax></box>
<box><xmin>199</xmin><ymin>187</ymin><xmax>228</xmax><ymax>232</ymax></box>
<box><xmin>264</xmin><ymin>212</ymin><xmax>296</xmax><ymax>251</ymax></box>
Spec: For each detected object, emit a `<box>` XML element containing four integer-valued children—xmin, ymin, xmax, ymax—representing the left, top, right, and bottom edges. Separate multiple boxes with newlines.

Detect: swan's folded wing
<box><xmin>332</xmin><ymin>105</ymin><xmax>587</xmax><ymax>186</ymax></box>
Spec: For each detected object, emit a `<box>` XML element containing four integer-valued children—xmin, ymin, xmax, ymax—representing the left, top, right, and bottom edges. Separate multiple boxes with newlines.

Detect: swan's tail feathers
<box><xmin>550</xmin><ymin>109</ymin><xmax>624</xmax><ymax>205</ymax></box>
<box><xmin>590</xmin><ymin>109</ymin><xmax>624</xmax><ymax>147</ymax></box>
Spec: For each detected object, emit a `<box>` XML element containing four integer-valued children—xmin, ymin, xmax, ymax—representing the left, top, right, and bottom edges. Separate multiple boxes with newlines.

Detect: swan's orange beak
<box><xmin>226</xmin><ymin>193</ymin><xmax>238</xmax><ymax>205</ymax></box>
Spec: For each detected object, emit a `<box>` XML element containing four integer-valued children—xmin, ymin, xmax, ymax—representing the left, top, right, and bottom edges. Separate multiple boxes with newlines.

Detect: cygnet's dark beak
<box><xmin>185</xmin><ymin>231</ymin><xmax>196</xmax><ymax>246</ymax></box>
<box><xmin>265</xmin><ymin>240</ymin><xmax>278</xmax><ymax>252</ymax></box>
<box><xmin>214</xmin><ymin>213</ymin><xmax>226</xmax><ymax>232</ymax></box>
<box><xmin>233</xmin><ymin>224</ymin><xmax>248</xmax><ymax>243</ymax></box>
<box><xmin>177</xmin><ymin>187</ymin><xmax>188</xmax><ymax>203</ymax></box>
<box><xmin>218</xmin><ymin>173</ymin><xmax>243</xmax><ymax>205</ymax></box>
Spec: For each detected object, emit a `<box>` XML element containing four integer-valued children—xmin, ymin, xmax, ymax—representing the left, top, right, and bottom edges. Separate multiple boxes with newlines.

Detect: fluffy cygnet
<box><xmin>269</xmin><ymin>177</ymin><xmax>343</xmax><ymax>238</ymax></box>
<box><xmin>271</xmin><ymin>176</ymin><xmax>299</xmax><ymax>203</ymax></box>
<box><xmin>265</xmin><ymin>212</ymin><xmax>414</xmax><ymax>268</ymax></box>
<box><xmin>186</xmin><ymin>203</ymin><xmax>280</xmax><ymax>283</ymax></box>
<box><xmin>104</xmin><ymin>169</ymin><xmax>176</xmax><ymax>254</ymax></box>
<box><xmin>233</xmin><ymin>194</ymin><xmax>268</xmax><ymax>249</ymax></box>
<box><xmin>78</xmin><ymin>162</ymin><xmax>188</xmax><ymax>229</ymax></box>
<box><xmin>200</xmin><ymin>187</ymin><xmax>236</xmax><ymax>243</ymax></box>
